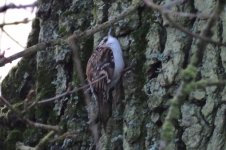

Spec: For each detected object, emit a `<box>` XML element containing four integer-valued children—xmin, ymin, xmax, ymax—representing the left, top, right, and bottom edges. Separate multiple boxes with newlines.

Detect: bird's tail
<box><xmin>95</xmin><ymin>77</ymin><xmax>112</xmax><ymax>129</ymax></box>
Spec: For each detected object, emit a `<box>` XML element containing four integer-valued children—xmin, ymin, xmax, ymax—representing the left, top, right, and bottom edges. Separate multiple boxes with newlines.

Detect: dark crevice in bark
<box><xmin>182</xmin><ymin>0</ymin><xmax>196</xmax><ymax>69</ymax></box>
<box><xmin>216</xmin><ymin>20</ymin><xmax>226</xmax><ymax>80</ymax></box>
<box><xmin>36</xmin><ymin>0</ymin><xmax>54</xmax><ymax>21</ymax></box>
<box><xmin>137</xmin><ymin>5</ymin><xmax>145</xmax><ymax>28</ymax></box>
<box><xmin>101</xmin><ymin>0</ymin><xmax>111</xmax><ymax>23</ymax></box>
<box><xmin>201</xmin><ymin>95</ymin><xmax>226</xmax><ymax>144</ymax></box>
<box><xmin>190</xmin><ymin>98</ymin><xmax>206</xmax><ymax>107</ymax></box>
<box><xmin>199</xmin><ymin>106</ymin><xmax>212</xmax><ymax>127</ymax></box>
<box><xmin>175</xmin><ymin>122</ymin><xmax>186</xmax><ymax>150</ymax></box>
<box><xmin>182</xmin><ymin>35</ymin><xmax>193</xmax><ymax>69</ymax></box>
<box><xmin>147</xmin><ymin>22</ymin><xmax>167</xmax><ymax>79</ymax></box>
<box><xmin>147</xmin><ymin>61</ymin><xmax>162</xmax><ymax>80</ymax></box>
<box><xmin>58</xmin><ymin>55</ymin><xmax>74</xmax><ymax>118</ymax></box>
<box><xmin>204</xmin><ymin>108</ymin><xmax>219</xmax><ymax>146</ymax></box>
<box><xmin>160</xmin><ymin>25</ymin><xmax>167</xmax><ymax>53</ymax></box>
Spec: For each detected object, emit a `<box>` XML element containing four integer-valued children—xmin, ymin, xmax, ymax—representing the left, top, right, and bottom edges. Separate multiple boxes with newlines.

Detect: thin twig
<box><xmin>163</xmin><ymin>0</ymin><xmax>186</xmax><ymax>9</ymax></box>
<box><xmin>68</xmin><ymin>35</ymin><xmax>91</xmax><ymax>109</ymax></box>
<box><xmin>68</xmin><ymin>1</ymin><xmax>143</xmax><ymax>40</ymax></box>
<box><xmin>16</xmin><ymin>131</ymin><xmax>55</xmax><ymax>150</ymax></box>
<box><xmin>0</xmin><ymin>1</ymin><xmax>142</xmax><ymax>67</ymax></box>
<box><xmin>191</xmin><ymin>0</ymin><xmax>225</xmax><ymax>66</ymax></box>
<box><xmin>0</xmin><ymin>2</ymin><xmax>37</xmax><ymax>13</ymax></box>
<box><xmin>0</xmin><ymin>18</ymin><xmax>31</xmax><ymax>28</ymax></box>
<box><xmin>191</xmin><ymin>79</ymin><xmax>226</xmax><ymax>89</ymax></box>
<box><xmin>0</xmin><ymin>0</ymin><xmax>7</xmax><ymax>52</ymax></box>
<box><xmin>24</xmin><ymin>65</ymin><xmax>133</xmax><ymax>112</ymax></box>
<box><xmin>164</xmin><ymin>14</ymin><xmax>226</xmax><ymax>46</ymax></box>
<box><xmin>0</xmin><ymin>96</ymin><xmax>61</xmax><ymax>132</ymax></box>
<box><xmin>50</xmin><ymin>131</ymin><xmax>83</xmax><ymax>143</ymax></box>
<box><xmin>1</xmin><ymin>27</ymin><xmax>25</xmax><ymax>48</ymax></box>
<box><xmin>150</xmin><ymin>0</ymin><xmax>212</xmax><ymax>20</ymax></box>
<box><xmin>24</xmin><ymin>119</ymin><xmax>60</xmax><ymax>132</ymax></box>
<box><xmin>0</xmin><ymin>42</ymin><xmax>48</xmax><ymax>67</ymax></box>
<box><xmin>158</xmin><ymin>0</ymin><xmax>225</xmax><ymax>149</ymax></box>
<box><xmin>162</xmin><ymin>11</ymin><xmax>211</xmax><ymax>19</ymax></box>
<box><xmin>143</xmin><ymin>0</ymin><xmax>226</xmax><ymax>46</ymax></box>
<box><xmin>25</xmin><ymin>75</ymin><xmax>106</xmax><ymax>112</ymax></box>
<box><xmin>16</xmin><ymin>142</ymin><xmax>36</xmax><ymax>150</ymax></box>
<box><xmin>65</xmin><ymin>3</ymin><xmax>143</xmax><ymax>142</ymax></box>
<box><xmin>68</xmin><ymin>33</ymin><xmax>102</xmax><ymax>145</ymax></box>
<box><xmin>0</xmin><ymin>96</ymin><xmax>22</xmax><ymax>116</ymax></box>
<box><xmin>35</xmin><ymin>131</ymin><xmax>55</xmax><ymax>150</ymax></box>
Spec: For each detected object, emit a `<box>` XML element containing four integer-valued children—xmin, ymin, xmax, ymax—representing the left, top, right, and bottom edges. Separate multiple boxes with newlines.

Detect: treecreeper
<box><xmin>86</xmin><ymin>29</ymin><xmax>125</xmax><ymax>145</ymax></box>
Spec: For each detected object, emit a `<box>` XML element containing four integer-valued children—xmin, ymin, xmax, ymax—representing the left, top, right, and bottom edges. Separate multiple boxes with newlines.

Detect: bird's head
<box><xmin>98</xmin><ymin>35</ymin><xmax>121</xmax><ymax>53</ymax></box>
<box><xmin>98</xmin><ymin>27</ymin><xmax>119</xmax><ymax>47</ymax></box>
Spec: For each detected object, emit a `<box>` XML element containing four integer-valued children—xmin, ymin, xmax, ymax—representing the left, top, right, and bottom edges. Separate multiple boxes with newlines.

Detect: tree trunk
<box><xmin>1</xmin><ymin>0</ymin><xmax>226</xmax><ymax>150</ymax></box>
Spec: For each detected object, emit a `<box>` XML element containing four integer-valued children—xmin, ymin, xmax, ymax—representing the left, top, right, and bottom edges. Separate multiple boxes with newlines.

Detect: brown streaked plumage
<box><xmin>86</xmin><ymin>46</ymin><xmax>114</xmax><ymax>127</ymax></box>
<box><xmin>86</xmin><ymin>34</ymin><xmax>124</xmax><ymax>128</ymax></box>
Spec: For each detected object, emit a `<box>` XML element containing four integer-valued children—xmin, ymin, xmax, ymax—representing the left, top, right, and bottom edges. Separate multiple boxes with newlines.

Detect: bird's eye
<box><xmin>103</xmin><ymin>38</ymin><xmax>108</xmax><ymax>43</ymax></box>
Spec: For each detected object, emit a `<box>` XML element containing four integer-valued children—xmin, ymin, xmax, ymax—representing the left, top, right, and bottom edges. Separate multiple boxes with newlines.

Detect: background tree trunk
<box><xmin>1</xmin><ymin>0</ymin><xmax>226</xmax><ymax>150</ymax></box>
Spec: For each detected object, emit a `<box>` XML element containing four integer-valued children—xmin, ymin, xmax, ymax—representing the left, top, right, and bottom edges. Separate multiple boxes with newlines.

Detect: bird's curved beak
<box><xmin>108</xmin><ymin>26</ymin><xmax>112</xmax><ymax>37</ymax></box>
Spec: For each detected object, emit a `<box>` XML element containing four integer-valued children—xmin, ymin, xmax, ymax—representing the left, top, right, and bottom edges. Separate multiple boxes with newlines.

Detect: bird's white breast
<box><xmin>109</xmin><ymin>42</ymin><xmax>124</xmax><ymax>87</ymax></box>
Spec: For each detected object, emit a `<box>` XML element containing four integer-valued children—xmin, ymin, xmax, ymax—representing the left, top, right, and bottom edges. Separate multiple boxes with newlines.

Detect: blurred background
<box><xmin>0</xmin><ymin>0</ymin><xmax>36</xmax><ymax>81</ymax></box>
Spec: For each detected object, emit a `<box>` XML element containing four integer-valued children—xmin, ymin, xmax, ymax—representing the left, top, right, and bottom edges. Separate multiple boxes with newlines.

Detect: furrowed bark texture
<box><xmin>1</xmin><ymin>0</ymin><xmax>226</xmax><ymax>150</ymax></box>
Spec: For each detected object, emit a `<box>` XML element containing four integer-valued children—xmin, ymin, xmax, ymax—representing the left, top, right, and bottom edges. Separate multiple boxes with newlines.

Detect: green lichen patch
<box><xmin>129</xmin><ymin>24</ymin><xmax>150</xmax><ymax>100</ymax></box>
<box><xmin>182</xmin><ymin>65</ymin><xmax>198</xmax><ymax>82</ymax></box>
<box><xmin>161</xmin><ymin>120</ymin><xmax>175</xmax><ymax>143</ymax></box>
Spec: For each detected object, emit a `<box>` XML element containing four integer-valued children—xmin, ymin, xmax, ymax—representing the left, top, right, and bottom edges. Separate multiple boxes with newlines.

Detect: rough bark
<box><xmin>1</xmin><ymin>0</ymin><xmax>226</xmax><ymax>150</ymax></box>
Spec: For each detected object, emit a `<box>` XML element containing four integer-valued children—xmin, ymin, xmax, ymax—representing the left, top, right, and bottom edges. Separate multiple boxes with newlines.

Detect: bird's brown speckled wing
<box><xmin>86</xmin><ymin>46</ymin><xmax>114</xmax><ymax>127</ymax></box>
<box><xmin>86</xmin><ymin>46</ymin><xmax>114</xmax><ymax>83</ymax></box>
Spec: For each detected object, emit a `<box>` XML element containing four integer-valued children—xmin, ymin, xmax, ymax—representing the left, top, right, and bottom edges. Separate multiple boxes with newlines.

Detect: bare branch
<box><xmin>0</xmin><ymin>2</ymin><xmax>37</xmax><ymax>13</ymax></box>
<box><xmin>1</xmin><ymin>28</ymin><xmax>25</xmax><ymax>48</ymax></box>
<box><xmin>0</xmin><ymin>3</ymin><xmax>142</xmax><ymax>146</ymax></box>
<box><xmin>144</xmin><ymin>0</ymin><xmax>209</xmax><ymax>19</ymax></box>
<box><xmin>191</xmin><ymin>79</ymin><xmax>226</xmax><ymax>89</ymax></box>
<box><xmin>24</xmin><ymin>118</ymin><xmax>60</xmax><ymax>132</ymax></box>
<box><xmin>16</xmin><ymin>142</ymin><xmax>36</xmax><ymax>150</ymax></box>
<box><xmin>0</xmin><ymin>96</ymin><xmax>61</xmax><ymax>132</ymax></box>
<box><xmin>68</xmin><ymin>32</ymin><xmax>102</xmax><ymax>146</ymax></box>
<box><xmin>23</xmin><ymin>65</ymin><xmax>133</xmax><ymax>114</ymax></box>
<box><xmin>35</xmin><ymin>131</ymin><xmax>55</xmax><ymax>150</ymax></box>
<box><xmin>143</xmin><ymin>0</ymin><xmax>226</xmax><ymax>47</ymax></box>
<box><xmin>191</xmin><ymin>0</ymin><xmax>225</xmax><ymax>66</ymax></box>
<box><xmin>64</xmin><ymin>3</ymin><xmax>145</xmax><ymax>142</ymax></box>
<box><xmin>0</xmin><ymin>42</ymin><xmax>48</xmax><ymax>67</ymax></box>
<box><xmin>0</xmin><ymin>96</ymin><xmax>22</xmax><ymax>116</ymax></box>
<box><xmin>24</xmin><ymin>65</ymin><xmax>133</xmax><ymax>113</ymax></box>
<box><xmin>163</xmin><ymin>0</ymin><xmax>186</xmax><ymax>9</ymax></box>
<box><xmin>67</xmin><ymin>36</ymin><xmax>85</xmax><ymax>85</ymax></box>
<box><xmin>163</xmin><ymin>11</ymin><xmax>211</xmax><ymax>20</ymax></box>
<box><xmin>155</xmin><ymin>0</ymin><xmax>226</xmax><ymax>149</ymax></box>
<box><xmin>0</xmin><ymin>1</ymin><xmax>142</xmax><ymax>67</ymax></box>
<box><xmin>69</xmin><ymin>1</ymin><xmax>143</xmax><ymax>40</ymax></box>
<box><xmin>50</xmin><ymin>131</ymin><xmax>83</xmax><ymax>143</ymax></box>
<box><xmin>0</xmin><ymin>18</ymin><xmax>31</xmax><ymax>28</ymax></box>
<box><xmin>25</xmin><ymin>75</ymin><xmax>106</xmax><ymax>113</ymax></box>
<box><xmin>16</xmin><ymin>131</ymin><xmax>55</xmax><ymax>150</ymax></box>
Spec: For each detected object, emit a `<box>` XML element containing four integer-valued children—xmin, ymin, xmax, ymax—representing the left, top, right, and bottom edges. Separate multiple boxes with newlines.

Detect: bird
<box><xmin>86</xmin><ymin>29</ymin><xmax>124</xmax><ymax>128</ymax></box>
